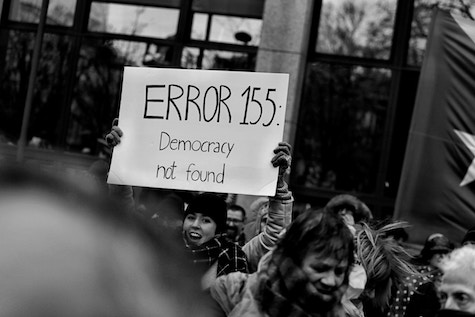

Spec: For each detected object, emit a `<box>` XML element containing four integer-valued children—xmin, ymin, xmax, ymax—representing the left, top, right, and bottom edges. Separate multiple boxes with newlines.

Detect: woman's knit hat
<box><xmin>420</xmin><ymin>233</ymin><xmax>454</xmax><ymax>261</ymax></box>
<box><xmin>184</xmin><ymin>193</ymin><xmax>227</xmax><ymax>233</ymax></box>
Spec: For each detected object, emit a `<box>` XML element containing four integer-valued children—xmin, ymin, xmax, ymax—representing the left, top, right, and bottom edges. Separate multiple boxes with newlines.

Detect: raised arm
<box><xmin>242</xmin><ymin>142</ymin><xmax>293</xmax><ymax>272</ymax></box>
<box><xmin>104</xmin><ymin>119</ymin><xmax>136</xmax><ymax>214</ymax></box>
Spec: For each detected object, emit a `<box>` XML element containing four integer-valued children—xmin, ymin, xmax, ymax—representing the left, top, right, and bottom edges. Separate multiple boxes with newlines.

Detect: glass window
<box><xmin>66</xmin><ymin>38</ymin><xmax>173</xmax><ymax>154</ymax></box>
<box><xmin>292</xmin><ymin>62</ymin><xmax>391</xmax><ymax>193</ymax></box>
<box><xmin>9</xmin><ymin>0</ymin><xmax>77</xmax><ymax>26</ymax></box>
<box><xmin>0</xmin><ymin>30</ymin><xmax>73</xmax><ymax>148</ymax></box>
<box><xmin>209</xmin><ymin>15</ymin><xmax>261</xmax><ymax>45</ymax></box>
<box><xmin>181</xmin><ymin>47</ymin><xmax>200</xmax><ymax>69</ymax></box>
<box><xmin>181</xmin><ymin>47</ymin><xmax>256</xmax><ymax>70</ymax></box>
<box><xmin>408</xmin><ymin>0</ymin><xmax>475</xmax><ymax>65</ymax></box>
<box><xmin>192</xmin><ymin>0</ymin><xmax>264</xmax><ymax>19</ymax></box>
<box><xmin>316</xmin><ymin>0</ymin><xmax>397</xmax><ymax>59</ymax></box>
<box><xmin>191</xmin><ymin>13</ymin><xmax>209</xmax><ymax>41</ymax></box>
<box><xmin>0</xmin><ymin>30</ymin><xmax>35</xmax><ymax>145</ymax></box>
<box><xmin>191</xmin><ymin>13</ymin><xmax>261</xmax><ymax>45</ymax></box>
<box><xmin>66</xmin><ymin>39</ymin><xmax>124</xmax><ymax>154</ymax></box>
<box><xmin>88</xmin><ymin>2</ymin><xmax>179</xmax><ymax>39</ymax></box>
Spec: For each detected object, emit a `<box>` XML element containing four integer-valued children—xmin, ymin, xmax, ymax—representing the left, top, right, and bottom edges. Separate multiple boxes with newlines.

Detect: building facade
<box><xmin>0</xmin><ymin>0</ymin><xmax>473</xmax><ymax>217</ymax></box>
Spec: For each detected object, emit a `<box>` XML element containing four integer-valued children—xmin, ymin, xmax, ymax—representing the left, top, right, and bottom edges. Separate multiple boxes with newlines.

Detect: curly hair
<box><xmin>356</xmin><ymin>221</ymin><xmax>418</xmax><ymax>309</ymax></box>
<box><xmin>439</xmin><ymin>244</ymin><xmax>475</xmax><ymax>275</ymax></box>
<box><xmin>277</xmin><ymin>207</ymin><xmax>355</xmax><ymax>268</ymax></box>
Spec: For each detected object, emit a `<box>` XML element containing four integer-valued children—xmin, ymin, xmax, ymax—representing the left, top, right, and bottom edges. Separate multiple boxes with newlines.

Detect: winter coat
<box><xmin>243</xmin><ymin>181</ymin><xmax>293</xmax><ymax>273</ymax></box>
<box><xmin>211</xmin><ymin>271</ymin><xmax>263</xmax><ymax>317</ymax></box>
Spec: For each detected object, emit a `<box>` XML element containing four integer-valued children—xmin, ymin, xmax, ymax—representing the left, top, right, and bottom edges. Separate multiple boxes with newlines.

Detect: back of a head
<box><xmin>325</xmin><ymin>194</ymin><xmax>373</xmax><ymax>224</ymax></box>
<box><xmin>356</xmin><ymin>221</ymin><xmax>417</xmax><ymax>309</ymax></box>
<box><xmin>0</xmin><ymin>164</ymin><xmax>211</xmax><ymax>317</ymax></box>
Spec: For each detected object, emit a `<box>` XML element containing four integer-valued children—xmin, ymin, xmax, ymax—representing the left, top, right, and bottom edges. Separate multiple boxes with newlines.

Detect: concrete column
<box><xmin>255</xmin><ymin>0</ymin><xmax>314</xmax><ymax>144</ymax></box>
<box><xmin>235</xmin><ymin>0</ymin><xmax>314</xmax><ymax>216</ymax></box>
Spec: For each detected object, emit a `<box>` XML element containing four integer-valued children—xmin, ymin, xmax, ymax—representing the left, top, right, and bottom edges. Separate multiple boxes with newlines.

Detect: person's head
<box><xmin>182</xmin><ymin>192</ymin><xmax>227</xmax><ymax>247</ymax></box>
<box><xmin>462</xmin><ymin>226</ymin><xmax>475</xmax><ymax>246</ymax></box>
<box><xmin>226</xmin><ymin>204</ymin><xmax>246</xmax><ymax>240</ymax></box>
<box><xmin>251</xmin><ymin>197</ymin><xmax>269</xmax><ymax>234</ymax></box>
<box><xmin>356</xmin><ymin>221</ymin><xmax>417</xmax><ymax>310</ymax></box>
<box><xmin>138</xmin><ymin>189</ymin><xmax>185</xmax><ymax>232</ymax></box>
<box><xmin>0</xmin><ymin>164</ymin><xmax>211</xmax><ymax>317</ymax></box>
<box><xmin>265</xmin><ymin>208</ymin><xmax>354</xmax><ymax>313</ymax></box>
<box><xmin>438</xmin><ymin>245</ymin><xmax>475</xmax><ymax>314</ymax></box>
<box><xmin>421</xmin><ymin>233</ymin><xmax>455</xmax><ymax>268</ymax></box>
<box><xmin>325</xmin><ymin>194</ymin><xmax>373</xmax><ymax>227</ymax></box>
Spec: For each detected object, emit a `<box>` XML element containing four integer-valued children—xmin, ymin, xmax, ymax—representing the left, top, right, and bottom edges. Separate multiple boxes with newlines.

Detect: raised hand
<box><xmin>105</xmin><ymin>118</ymin><xmax>123</xmax><ymax>147</ymax></box>
<box><xmin>271</xmin><ymin>142</ymin><xmax>292</xmax><ymax>177</ymax></box>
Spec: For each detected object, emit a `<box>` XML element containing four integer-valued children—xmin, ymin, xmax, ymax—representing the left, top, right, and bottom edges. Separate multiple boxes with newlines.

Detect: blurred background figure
<box><xmin>136</xmin><ymin>187</ymin><xmax>187</xmax><ymax>239</ymax></box>
<box><xmin>0</xmin><ymin>164</ymin><xmax>213</xmax><ymax>317</ymax></box>
<box><xmin>388</xmin><ymin>233</ymin><xmax>455</xmax><ymax>317</ymax></box>
<box><xmin>353</xmin><ymin>222</ymin><xmax>416</xmax><ymax>317</ymax></box>
<box><xmin>243</xmin><ymin>197</ymin><xmax>269</xmax><ymax>243</ymax></box>
<box><xmin>326</xmin><ymin>194</ymin><xmax>373</xmax><ymax>235</ymax></box>
<box><xmin>462</xmin><ymin>226</ymin><xmax>475</xmax><ymax>246</ymax></box>
<box><xmin>325</xmin><ymin>194</ymin><xmax>373</xmax><ymax>317</ymax></box>
<box><xmin>414</xmin><ymin>233</ymin><xmax>455</xmax><ymax>274</ymax></box>
<box><xmin>226</xmin><ymin>204</ymin><xmax>247</xmax><ymax>246</ymax></box>
<box><xmin>437</xmin><ymin>245</ymin><xmax>475</xmax><ymax>316</ymax></box>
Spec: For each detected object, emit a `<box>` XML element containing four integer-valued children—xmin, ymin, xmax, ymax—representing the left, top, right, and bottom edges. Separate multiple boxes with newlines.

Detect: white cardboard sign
<box><xmin>107</xmin><ymin>67</ymin><xmax>289</xmax><ymax>196</ymax></box>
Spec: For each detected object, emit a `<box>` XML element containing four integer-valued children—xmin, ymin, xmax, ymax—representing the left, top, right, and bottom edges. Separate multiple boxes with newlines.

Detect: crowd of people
<box><xmin>1</xmin><ymin>121</ymin><xmax>475</xmax><ymax>317</ymax></box>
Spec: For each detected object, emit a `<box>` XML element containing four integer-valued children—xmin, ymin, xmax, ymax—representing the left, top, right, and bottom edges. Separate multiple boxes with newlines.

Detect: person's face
<box><xmin>182</xmin><ymin>213</ymin><xmax>217</xmax><ymax>247</ymax></box>
<box><xmin>430</xmin><ymin>252</ymin><xmax>446</xmax><ymax>268</ymax></box>
<box><xmin>439</xmin><ymin>274</ymin><xmax>475</xmax><ymax>313</ymax></box>
<box><xmin>338</xmin><ymin>208</ymin><xmax>355</xmax><ymax>227</ymax></box>
<box><xmin>301</xmin><ymin>249</ymin><xmax>348</xmax><ymax>304</ymax></box>
<box><xmin>226</xmin><ymin>209</ymin><xmax>244</xmax><ymax>239</ymax></box>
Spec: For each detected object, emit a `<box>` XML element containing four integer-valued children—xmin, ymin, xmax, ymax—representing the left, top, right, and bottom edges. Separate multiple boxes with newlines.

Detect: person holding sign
<box><xmin>105</xmin><ymin>122</ymin><xmax>294</xmax><ymax>285</ymax></box>
<box><xmin>182</xmin><ymin>192</ymin><xmax>248</xmax><ymax>290</ymax></box>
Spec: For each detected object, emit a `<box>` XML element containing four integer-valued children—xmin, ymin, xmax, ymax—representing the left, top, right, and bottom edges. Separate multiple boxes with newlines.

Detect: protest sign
<box><xmin>107</xmin><ymin>67</ymin><xmax>289</xmax><ymax>196</ymax></box>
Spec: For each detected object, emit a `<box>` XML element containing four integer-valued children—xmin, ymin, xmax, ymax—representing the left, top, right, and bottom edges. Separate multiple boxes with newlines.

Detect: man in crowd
<box><xmin>437</xmin><ymin>245</ymin><xmax>475</xmax><ymax>316</ymax></box>
<box><xmin>226</xmin><ymin>204</ymin><xmax>247</xmax><ymax>246</ymax></box>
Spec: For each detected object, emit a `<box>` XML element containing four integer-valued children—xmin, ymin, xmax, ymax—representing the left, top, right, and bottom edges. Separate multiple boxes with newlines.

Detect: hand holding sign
<box><xmin>107</xmin><ymin>67</ymin><xmax>289</xmax><ymax>196</ymax></box>
<box><xmin>105</xmin><ymin>118</ymin><xmax>122</xmax><ymax>147</ymax></box>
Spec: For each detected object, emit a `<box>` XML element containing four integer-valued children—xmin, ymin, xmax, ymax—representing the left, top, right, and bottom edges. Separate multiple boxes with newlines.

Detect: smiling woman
<box><xmin>182</xmin><ymin>193</ymin><xmax>248</xmax><ymax>290</ymax></box>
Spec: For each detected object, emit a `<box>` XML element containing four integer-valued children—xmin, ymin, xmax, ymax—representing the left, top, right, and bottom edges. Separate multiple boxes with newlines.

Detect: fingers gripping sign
<box><xmin>105</xmin><ymin>118</ymin><xmax>123</xmax><ymax>147</ymax></box>
<box><xmin>271</xmin><ymin>142</ymin><xmax>292</xmax><ymax>176</ymax></box>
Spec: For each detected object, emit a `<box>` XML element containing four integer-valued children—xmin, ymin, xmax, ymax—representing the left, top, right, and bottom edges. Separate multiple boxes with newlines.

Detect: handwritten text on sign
<box><xmin>108</xmin><ymin>67</ymin><xmax>289</xmax><ymax>196</ymax></box>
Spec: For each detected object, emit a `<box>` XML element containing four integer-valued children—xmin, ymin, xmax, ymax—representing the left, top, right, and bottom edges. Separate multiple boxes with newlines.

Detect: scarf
<box><xmin>186</xmin><ymin>235</ymin><xmax>248</xmax><ymax>276</ymax></box>
<box><xmin>256</xmin><ymin>251</ymin><xmax>345</xmax><ymax>317</ymax></box>
<box><xmin>436</xmin><ymin>310</ymin><xmax>475</xmax><ymax>317</ymax></box>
